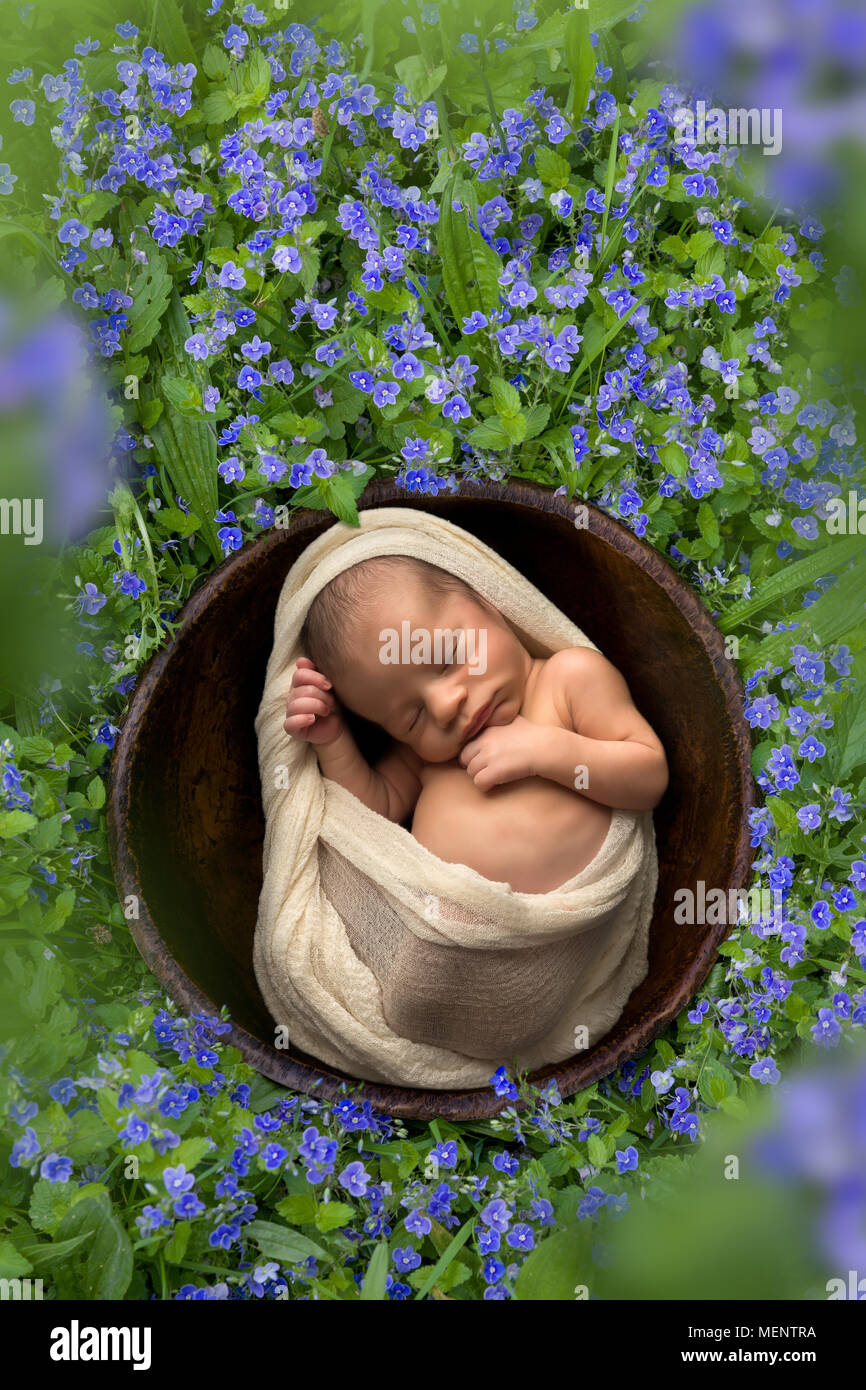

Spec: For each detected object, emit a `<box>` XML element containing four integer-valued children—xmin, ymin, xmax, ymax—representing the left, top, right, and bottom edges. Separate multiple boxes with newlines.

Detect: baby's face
<box><xmin>331</xmin><ymin>577</ymin><xmax>532</xmax><ymax>763</ymax></box>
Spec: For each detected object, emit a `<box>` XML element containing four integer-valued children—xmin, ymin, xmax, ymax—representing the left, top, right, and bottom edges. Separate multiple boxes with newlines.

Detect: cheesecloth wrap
<box><xmin>254</xmin><ymin>507</ymin><xmax>657</xmax><ymax>1087</ymax></box>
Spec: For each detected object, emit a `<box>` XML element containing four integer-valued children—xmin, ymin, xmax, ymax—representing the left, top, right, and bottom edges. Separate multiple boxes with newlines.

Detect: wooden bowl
<box><xmin>107</xmin><ymin>480</ymin><xmax>755</xmax><ymax>1120</ymax></box>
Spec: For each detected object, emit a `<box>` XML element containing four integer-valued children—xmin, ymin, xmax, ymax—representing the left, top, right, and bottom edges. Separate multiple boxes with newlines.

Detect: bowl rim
<box><xmin>107</xmin><ymin>478</ymin><xmax>756</xmax><ymax>1119</ymax></box>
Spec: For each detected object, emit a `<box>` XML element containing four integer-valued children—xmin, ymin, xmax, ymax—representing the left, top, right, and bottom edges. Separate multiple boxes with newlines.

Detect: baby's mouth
<box><xmin>462</xmin><ymin>699</ymin><xmax>494</xmax><ymax>743</ymax></box>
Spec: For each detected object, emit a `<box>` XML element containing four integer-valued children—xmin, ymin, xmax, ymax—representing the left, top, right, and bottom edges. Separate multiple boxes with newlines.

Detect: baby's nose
<box><xmin>427</xmin><ymin>675</ymin><xmax>466</xmax><ymax>726</ymax></box>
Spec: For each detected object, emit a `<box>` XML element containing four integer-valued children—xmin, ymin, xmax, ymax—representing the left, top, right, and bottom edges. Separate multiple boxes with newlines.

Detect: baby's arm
<box><xmin>533</xmin><ymin>648</ymin><xmax>668</xmax><ymax>810</ymax></box>
<box><xmin>284</xmin><ymin>658</ymin><xmax>422</xmax><ymax>822</ymax></box>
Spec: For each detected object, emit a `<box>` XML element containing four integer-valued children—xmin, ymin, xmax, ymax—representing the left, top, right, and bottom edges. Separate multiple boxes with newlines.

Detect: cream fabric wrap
<box><xmin>254</xmin><ymin>507</ymin><xmax>658</xmax><ymax>1089</ymax></box>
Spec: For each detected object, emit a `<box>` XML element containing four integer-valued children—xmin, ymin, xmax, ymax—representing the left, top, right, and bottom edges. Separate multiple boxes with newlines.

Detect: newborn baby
<box><xmin>283</xmin><ymin>556</ymin><xmax>668</xmax><ymax>894</ymax></box>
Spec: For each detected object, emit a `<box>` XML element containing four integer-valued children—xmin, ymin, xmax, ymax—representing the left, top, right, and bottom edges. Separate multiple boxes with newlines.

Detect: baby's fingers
<box><xmin>288</xmin><ymin>693</ymin><xmax>333</xmax><ymax>720</ymax></box>
<box><xmin>294</xmin><ymin>658</ymin><xmax>332</xmax><ymax>689</ymax></box>
<box><xmin>283</xmin><ymin>712</ymin><xmax>317</xmax><ymax>737</ymax></box>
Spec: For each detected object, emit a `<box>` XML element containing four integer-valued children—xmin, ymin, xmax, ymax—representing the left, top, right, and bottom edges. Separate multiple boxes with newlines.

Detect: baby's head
<box><xmin>300</xmin><ymin>555</ymin><xmax>531</xmax><ymax>762</ymax></box>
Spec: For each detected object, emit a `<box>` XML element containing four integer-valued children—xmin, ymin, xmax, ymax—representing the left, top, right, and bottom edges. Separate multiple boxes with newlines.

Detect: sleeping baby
<box><xmin>283</xmin><ymin>555</ymin><xmax>668</xmax><ymax>895</ymax></box>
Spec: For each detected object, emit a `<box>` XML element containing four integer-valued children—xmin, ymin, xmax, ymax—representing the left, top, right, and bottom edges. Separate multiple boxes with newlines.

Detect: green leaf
<box><xmin>154</xmin><ymin>0</ymin><xmax>198</xmax><ymax>66</ymax></box>
<box><xmin>718</xmin><ymin>536</ymin><xmax>863</xmax><ymax>630</ymax></box>
<box><xmin>522</xmin><ymin>403</ymin><xmax>551</xmax><ymax>440</ymax></box>
<box><xmin>595</xmin><ymin>28</ymin><xmax>628</xmax><ymax>101</ymax></box>
<box><xmin>201</xmin><ymin>90</ymin><xmax>237</xmax><ymax>125</ymax></box>
<box><xmin>599</xmin><ymin>111</ymin><xmax>621</xmax><ymax>262</ymax></box>
<box><xmin>66</xmin><ymin>1111</ymin><xmax>115</xmax><ymax>1164</ymax></box>
<box><xmin>719</xmin><ymin>1094</ymin><xmax>750</xmax><ymax>1121</ymax></box>
<box><xmin>394</xmin><ymin>55</ymin><xmax>447</xmax><ymax>104</ymax></box>
<box><xmin>832</xmin><ymin>649</ymin><xmax>866</xmax><ymax>780</ymax></box>
<box><xmin>157</xmin><ymin>506</ymin><xmax>201</xmax><ymax>538</ymax></box>
<box><xmin>53</xmin><ymin>1197</ymin><xmax>133</xmax><ymax>1300</ymax></box>
<box><xmin>587</xmin><ymin>1133</ymin><xmax>607</xmax><ymax>1167</ymax></box>
<box><xmin>413</xmin><ymin>1215</ymin><xmax>476</xmax><ymax>1300</ymax></box>
<box><xmin>360</xmin><ymin>1240</ymin><xmax>390</xmax><ymax>1300</ymax></box>
<box><xmin>161</xmin><ymin>374</ymin><xmax>203</xmax><ymax>416</ymax></box>
<box><xmin>0</xmin><ymin>810</ymin><xmax>36</xmax><ymax>838</ymax></box>
<box><xmin>315</xmin><ymin>1201</ymin><xmax>354</xmax><ymax>1233</ymax></box>
<box><xmin>659</xmin><ymin>442</ymin><xmax>689</xmax><ymax>477</ymax></box>
<box><xmin>501</xmin><ymin>412</ymin><xmax>527</xmax><ymax>444</ymax></box>
<box><xmin>590</xmin><ymin>0</ymin><xmax>648</xmax><ymax>25</ymax></box>
<box><xmin>535</xmin><ymin>145</ymin><xmax>571</xmax><ymax>189</ymax></box>
<box><xmin>86</xmin><ymin>741</ymin><xmax>108</xmax><ymax>768</ymax></box>
<box><xmin>468</xmin><ymin>419</ymin><xmax>512</xmax><ymax>451</ymax></box>
<box><xmin>202</xmin><ymin>43</ymin><xmax>231</xmax><ymax>80</ymax></box>
<box><xmin>18</xmin><ymin>735</ymin><xmax>54</xmax><ymax>764</ymax></box>
<box><xmin>697</xmin><ymin>244</ymin><xmax>726</xmax><ymax>281</ymax></box>
<box><xmin>15</xmin><ymin>1233</ymin><xmax>91</xmax><ymax>1272</ymax></box>
<box><xmin>164</xmin><ymin>1223</ymin><xmax>191</xmax><ymax>1265</ymax></box>
<box><xmin>564</xmin><ymin>7</ymin><xmax>594</xmax><ymax>127</ymax></box>
<box><xmin>246</xmin><ymin>1220</ymin><xmax>328</xmax><ymax>1265</ymax></box>
<box><xmin>489</xmin><ymin>375</ymin><xmax>521</xmax><ymax>419</ymax></box>
<box><xmin>268</xmin><ymin>410</ymin><xmax>320</xmax><ymax>438</ymax></box>
<box><xmin>148</xmin><ymin>291</ymin><xmax>222</xmax><ymax>561</ymax></box>
<box><xmin>276</xmin><ymin>1194</ymin><xmax>318</xmax><ymax>1225</ymax></box>
<box><xmin>660</xmin><ymin>234</ymin><xmax>690</xmax><ymax>264</ymax></box>
<box><xmin>514</xmin><ymin>1224</ymin><xmax>592</xmax><ymax>1300</ymax></box>
<box><xmin>0</xmin><ymin>1239</ymin><xmax>33</xmax><ymax>1278</ymax></box>
<box><xmin>139</xmin><ymin>1135</ymin><xmax>212</xmax><ymax>1181</ymax></box>
<box><xmin>792</xmin><ymin>551</ymin><xmax>866</xmax><ymax>649</ymax></box>
<box><xmin>127</xmin><ymin>252</ymin><xmax>172</xmax><ymax>356</ymax></box>
<box><xmin>319</xmin><ymin>473</ymin><xmax>363</xmax><ymax>527</ymax></box>
<box><xmin>240</xmin><ymin>47</ymin><xmax>272</xmax><ymax>103</ymax></box>
<box><xmin>686</xmin><ymin>229</ymin><xmax>716</xmax><ymax>259</ymax></box>
<box><xmin>696</xmin><ymin>500</ymin><xmax>720</xmax><ymax>550</ymax></box>
<box><xmin>437</xmin><ymin>172</ymin><xmax>502</xmax><ymax>328</ymax></box>
<box><xmin>86</xmin><ymin>775</ymin><xmax>105</xmax><ymax>809</ymax></box>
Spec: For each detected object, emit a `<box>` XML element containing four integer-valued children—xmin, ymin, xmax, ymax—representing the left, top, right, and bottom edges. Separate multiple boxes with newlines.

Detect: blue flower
<box><xmin>797</xmin><ymin>734</ymin><xmax>825</xmax><ymax>761</ymax></box>
<box><xmin>750</xmin><ymin>1056</ymin><xmax>780</xmax><ymax>1084</ymax></box>
<box><xmin>10</xmin><ymin>99</ymin><xmax>35</xmax><ymax>126</ymax></box>
<box><xmin>811</xmin><ymin>1009</ymin><xmax>841</xmax><ymax>1047</ymax></box>
<box><xmin>58</xmin><ymin>218</ymin><xmax>89</xmax><ymax>247</ymax></box>
<box><xmin>767</xmin><ymin>744</ymin><xmax>800</xmax><ymax>791</ymax></box>
<box><xmin>112</xmin><ymin>570</ymin><xmax>147</xmax><ymax>600</ymax></box>
<box><xmin>74</xmin><ymin>582</ymin><xmax>108</xmax><ymax>616</ymax></box>
<box><xmin>40</xmin><ymin>1152</ymin><xmax>73</xmax><ymax>1183</ymax></box>
<box><xmin>810</xmin><ymin>900</ymin><xmax>832</xmax><ymax>931</ymax></box>
<box><xmin>404</xmin><ymin>1207</ymin><xmax>432</xmax><ymax>1237</ymax></box>
<box><xmin>828</xmin><ymin>787</ymin><xmax>853</xmax><ymax>823</ymax></box>
<box><xmin>797</xmin><ymin>804</ymin><xmax>821</xmax><ymax>832</ymax></box>
<box><xmin>10</xmin><ymin>1126</ymin><xmax>40</xmax><ymax>1167</ymax></box>
<box><xmin>338</xmin><ymin>1160</ymin><xmax>370</xmax><ymax>1197</ymax></box>
<box><xmin>218</xmin><ymin>261</ymin><xmax>246</xmax><ymax>290</ymax></box>
<box><xmin>174</xmin><ymin>1192</ymin><xmax>206</xmax><ymax>1220</ymax></box>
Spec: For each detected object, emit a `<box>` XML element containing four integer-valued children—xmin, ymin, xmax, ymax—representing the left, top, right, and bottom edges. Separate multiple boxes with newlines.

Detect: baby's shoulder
<box><xmin>537</xmin><ymin>647</ymin><xmax>613</xmax><ymax>721</ymax></box>
<box><xmin>541</xmin><ymin>645</ymin><xmax>606</xmax><ymax>685</ymax></box>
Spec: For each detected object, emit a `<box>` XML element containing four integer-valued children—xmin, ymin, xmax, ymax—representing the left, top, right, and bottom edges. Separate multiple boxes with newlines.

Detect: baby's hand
<box><xmin>458</xmin><ymin>714</ymin><xmax>542</xmax><ymax>792</ymax></box>
<box><xmin>284</xmin><ymin>657</ymin><xmax>346</xmax><ymax>746</ymax></box>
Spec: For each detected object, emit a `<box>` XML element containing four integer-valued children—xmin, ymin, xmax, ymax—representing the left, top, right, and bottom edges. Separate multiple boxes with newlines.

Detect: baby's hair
<box><xmin>300</xmin><ymin>555</ymin><xmax>474</xmax><ymax>679</ymax></box>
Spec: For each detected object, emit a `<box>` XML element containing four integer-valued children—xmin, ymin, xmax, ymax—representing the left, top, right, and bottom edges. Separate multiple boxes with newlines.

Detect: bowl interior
<box><xmin>111</xmin><ymin>485</ymin><xmax>752</xmax><ymax>1110</ymax></box>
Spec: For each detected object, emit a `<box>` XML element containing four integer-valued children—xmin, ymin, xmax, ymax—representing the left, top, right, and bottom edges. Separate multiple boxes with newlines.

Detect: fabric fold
<box><xmin>254</xmin><ymin>507</ymin><xmax>658</xmax><ymax>1088</ymax></box>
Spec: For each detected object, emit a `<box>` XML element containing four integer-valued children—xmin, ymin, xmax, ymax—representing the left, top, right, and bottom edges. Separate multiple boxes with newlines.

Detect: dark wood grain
<box><xmin>106</xmin><ymin>480</ymin><xmax>756</xmax><ymax>1119</ymax></box>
